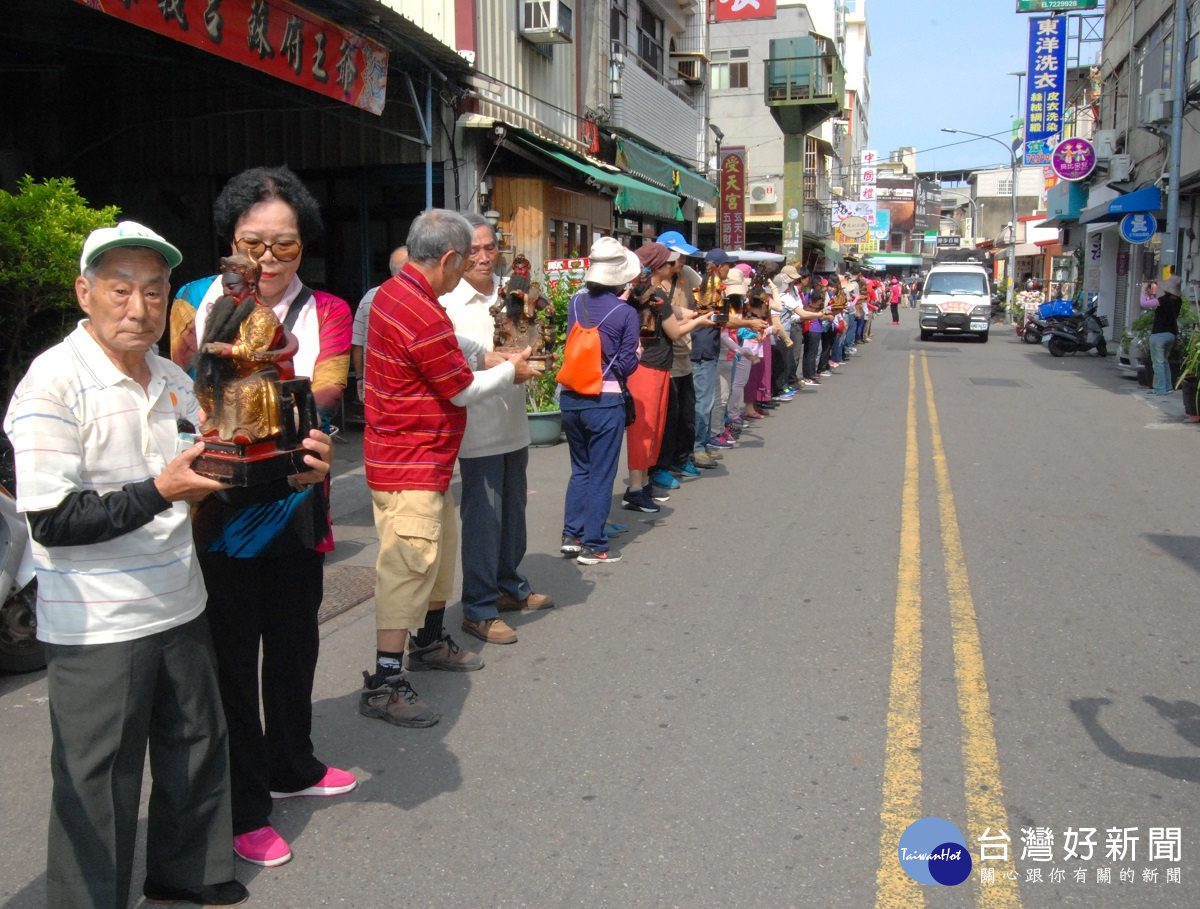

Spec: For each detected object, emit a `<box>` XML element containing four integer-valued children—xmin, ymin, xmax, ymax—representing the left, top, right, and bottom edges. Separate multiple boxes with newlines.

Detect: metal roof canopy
<box><xmin>514</xmin><ymin>133</ymin><xmax>684</xmax><ymax>222</ymax></box>
<box><xmin>614</xmin><ymin>136</ymin><xmax>717</xmax><ymax>205</ymax></box>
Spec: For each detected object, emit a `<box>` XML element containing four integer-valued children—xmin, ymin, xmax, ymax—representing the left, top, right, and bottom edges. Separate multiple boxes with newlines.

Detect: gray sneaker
<box><xmin>405</xmin><ymin>633</ymin><xmax>484</xmax><ymax>672</ymax></box>
<box><xmin>358</xmin><ymin>671</ymin><xmax>441</xmax><ymax>727</ymax></box>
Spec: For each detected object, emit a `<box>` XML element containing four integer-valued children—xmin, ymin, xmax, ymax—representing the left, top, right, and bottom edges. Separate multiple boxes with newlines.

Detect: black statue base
<box><xmin>191</xmin><ymin>377</ymin><xmax>320</xmax><ymax>487</ymax></box>
<box><xmin>193</xmin><ymin>438</ymin><xmax>311</xmax><ymax>486</ymax></box>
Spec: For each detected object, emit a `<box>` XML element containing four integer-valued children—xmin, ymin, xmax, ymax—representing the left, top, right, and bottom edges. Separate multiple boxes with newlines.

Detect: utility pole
<box><xmin>1163</xmin><ymin>0</ymin><xmax>1187</xmax><ymax>271</ymax></box>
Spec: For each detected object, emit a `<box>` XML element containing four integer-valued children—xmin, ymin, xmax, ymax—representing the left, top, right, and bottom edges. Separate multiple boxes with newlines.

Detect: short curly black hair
<box><xmin>213</xmin><ymin>165</ymin><xmax>324</xmax><ymax>244</ymax></box>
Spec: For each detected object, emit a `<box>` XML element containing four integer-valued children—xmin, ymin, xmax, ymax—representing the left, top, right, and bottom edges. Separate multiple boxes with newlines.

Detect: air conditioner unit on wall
<box><xmin>1142</xmin><ymin>88</ymin><xmax>1173</xmax><ymax>125</ymax></box>
<box><xmin>520</xmin><ymin>0</ymin><xmax>573</xmax><ymax>45</ymax></box>
<box><xmin>676</xmin><ymin>59</ymin><xmax>703</xmax><ymax>84</ymax></box>
<box><xmin>1092</xmin><ymin>129</ymin><xmax>1117</xmax><ymax>162</ymax></box>
<box><xmin>749</xmin><ymin>183</ymin><xmax>778</xmax><ymax>205</ymax></box>
<box><xmin>1108</xmin><ymin>154</ymin><xmax>1134</xmax><ymax>183</ymax></box>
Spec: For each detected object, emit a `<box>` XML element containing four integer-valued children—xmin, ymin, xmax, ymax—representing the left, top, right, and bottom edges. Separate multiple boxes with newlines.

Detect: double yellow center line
<box><xmin>874</xmin><ymin>353</ymin><xmax>1022</xmax><ymax>909</ymax></box>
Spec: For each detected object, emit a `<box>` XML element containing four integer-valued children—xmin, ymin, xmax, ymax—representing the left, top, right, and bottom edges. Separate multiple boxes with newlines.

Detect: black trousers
<box><xmin>202</xmin><ymin>549</ymin><xmax>326</xmax><ymax>835</ymax></box>
<box><xmin>786</xmin><ymin>325</ymin><xmax>805</xmax><ymax>385</ymax></box>
<box><xmin>656</xmin><ymin>373</ymin><xmax>696</xmax><ymax>470</ymax></box>
<box><xmin>771</xmin><ymin>338</ymin><xmax>789</xmax><ymax>395</ymax></box>
<box><xmin>45</xmin><ymin>616</ymin><xmax>233</xmax><ymax>909</ymax></box>
<box><xmin>654</xmin><ymin>373</ymin><xmax>681</xmax><ymax>472</ymax></box>
<box><xmin>802</xmin><ymin>330</ymin><xmax>820</xmax><ymax>379</ymax></box>
<box><xmin>890</xmin><ymin>302</ymin><xmax>900</xmax><ymax>321</ymax></box>
<box><xmin>819</xmin><ymin>330</ymin><xmax>834</xmax><ymax>372</ymax></box>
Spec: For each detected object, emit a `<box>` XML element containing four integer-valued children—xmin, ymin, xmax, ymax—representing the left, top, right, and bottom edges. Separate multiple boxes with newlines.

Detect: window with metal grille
<box><xmin>637</xmin><ymin>2</ymin><xmax>664</xmax><ymax>74</ymax></box>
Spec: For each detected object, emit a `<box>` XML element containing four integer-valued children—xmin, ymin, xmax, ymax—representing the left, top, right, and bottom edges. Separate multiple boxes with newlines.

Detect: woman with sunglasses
<box><xmin>169</xmin><ymin>166</ymin><xmax>354</xmax><ymax>869</ymax></box>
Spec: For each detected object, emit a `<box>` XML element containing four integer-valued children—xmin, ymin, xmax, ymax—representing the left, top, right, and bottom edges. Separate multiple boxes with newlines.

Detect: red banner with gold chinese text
<box><xmin>74</xmin><ymin>0</ymin><xmax>388</xmax><ymax>115</ymax></box>
<box><xmin>719</xmin><ymin>147</ymin><xmax>746</xmax><ymax>250</ymax></box>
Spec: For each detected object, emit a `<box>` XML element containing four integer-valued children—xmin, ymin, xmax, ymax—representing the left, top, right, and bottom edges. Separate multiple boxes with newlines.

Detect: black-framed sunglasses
<box><xmin>234</xmin><ymin>237</ymin><xmax>303</xmax><ymax>262</ymax></box>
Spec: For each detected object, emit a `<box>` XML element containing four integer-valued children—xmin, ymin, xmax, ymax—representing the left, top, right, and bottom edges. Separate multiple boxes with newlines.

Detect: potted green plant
<box><xmin>522</xmin><ymin>265</ymin><xmax>581</xmax><ymax>445</ymax></box>
<box><xmin>1174</xmin><ymin>300</ymin><xmax>1200</xmax><ymax>421</ymax></box>
<box><xmin>525</xmin><ymin>367</ymin><xmax>562</xmax><ymax>444</ymax></box>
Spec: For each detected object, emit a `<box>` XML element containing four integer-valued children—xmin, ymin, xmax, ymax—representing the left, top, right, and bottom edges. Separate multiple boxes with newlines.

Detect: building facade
<box><xmin>702</xmin><ymin>0</ymin><xmax>869</xmax><ymax>269</ymax></box>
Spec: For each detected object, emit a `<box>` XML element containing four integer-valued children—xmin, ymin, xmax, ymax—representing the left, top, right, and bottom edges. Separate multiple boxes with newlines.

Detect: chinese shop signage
<box><xmin>1051</xmin><ymin>137</ymin><xmax>1096</xmax><ymax>182</ymax></box>
<box><xmin>1017</xmin><ymin>1</ymin><xmax>1098</xmax><ymax>11</ymax></box>
<box><xmin>719</xmin><ymin>147</ymin><xmax>747</xmax><ymax>250</ymax></box>
<box><xmin>714</xmin><ymin>0</ymin><xmax>777</xmax><ymax>23</ymax></box>
<box><xmin>1023</xmin><ymin>16</ymin><xmax>1066</xmax><ymax>165</ymax></box>
<box><xmin>74</xmin><ymin>0</ymin><xmax>388</xmax><ymax>115</ymax></box>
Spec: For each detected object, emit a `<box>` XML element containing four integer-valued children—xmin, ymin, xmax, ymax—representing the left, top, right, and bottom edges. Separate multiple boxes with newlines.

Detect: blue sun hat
<box><xmin>656</xmin><ymin>230</ymin><xmax>700</xmax><ymax>256</ymax></box>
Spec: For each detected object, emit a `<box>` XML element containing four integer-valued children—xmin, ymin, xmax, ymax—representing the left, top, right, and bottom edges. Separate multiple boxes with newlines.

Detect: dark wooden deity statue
<box><xmin>494</xmin><ymin>254</ymin><xmax>554</xmax><ymax>357</ymax></box>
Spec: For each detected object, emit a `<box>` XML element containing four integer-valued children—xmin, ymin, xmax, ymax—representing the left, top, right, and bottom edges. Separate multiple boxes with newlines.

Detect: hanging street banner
<box><xmin>714</xmin><ymin>0</ymin><xmax>778</xmax><ymax>22</ymax></box>
<box><xmin>1023</xmin><ymin>16</ymin><xmax>1067</xmax><ymax>166</ymax></box>
<box><xmin>832</xmin><ymin>197</ymin><xmax>878</xmax><ymax>226</ymax></box>
<box><xmin>1017</xmin><ymin>1</ymin><xmax>1098</xmax><ymax>11</ymax></box>
<box><xmin>719</xmin><ymin>147</ymin><xmax>747</xmax><ymax>250</ymax></box>
<box><xmin>73</xmin><ymin>0</ymin><xmax>389</xmax><ymax>115</ymax></box>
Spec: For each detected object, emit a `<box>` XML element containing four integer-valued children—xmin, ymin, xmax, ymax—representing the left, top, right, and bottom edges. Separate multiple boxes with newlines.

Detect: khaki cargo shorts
<box><xmin>371</xmin><ymin>488</ymin><xmax>458</xmax><ymax>631</ymax></box>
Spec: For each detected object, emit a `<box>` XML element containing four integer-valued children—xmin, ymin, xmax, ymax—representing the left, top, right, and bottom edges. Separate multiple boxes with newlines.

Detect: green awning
<box><xmin>518</xmin><ymin>135</ymin><xmax>683</xmax><ymax>221</ymax></box>
<box><xmin>615</xmin><ymin>136</ymin><xmax>718</xmax><ymax>205</ymax></box>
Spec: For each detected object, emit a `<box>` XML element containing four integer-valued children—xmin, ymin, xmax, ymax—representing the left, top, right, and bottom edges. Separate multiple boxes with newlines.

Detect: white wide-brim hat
<box><xmin>585</xmin><ymin>236</ymin><xmax>641</xmax><ymax>286</ymax></box>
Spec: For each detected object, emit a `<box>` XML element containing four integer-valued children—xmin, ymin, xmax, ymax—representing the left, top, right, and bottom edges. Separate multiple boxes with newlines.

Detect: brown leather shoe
<box><xmin>461</xmin><ymin>617</ymin><xmax>518</xmax><ymax>645</ymax></box>
<box><xmin>496</xmin><ymin>592</ymin><xmax>556</xmax><ymax>612</ymax></box>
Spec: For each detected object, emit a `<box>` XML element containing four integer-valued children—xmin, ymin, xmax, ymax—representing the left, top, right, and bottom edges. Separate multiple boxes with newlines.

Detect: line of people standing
<box><xmin>557</xmin><ymin>237</ymin><xmax>880</xmax><ymax>563</ymax></box>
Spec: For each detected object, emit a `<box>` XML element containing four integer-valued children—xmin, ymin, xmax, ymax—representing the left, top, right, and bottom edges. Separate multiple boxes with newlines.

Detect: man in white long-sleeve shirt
<box><xmin>441</xmin><ymin>215</ymin><xmax>556</xmax><ymax>651</ymax></box>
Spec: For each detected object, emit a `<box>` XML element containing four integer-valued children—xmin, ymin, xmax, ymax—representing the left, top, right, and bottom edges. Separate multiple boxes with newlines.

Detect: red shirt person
<box><xmin>359</xmin><ymin>209</ymin><xmax>538</xmax><ymax>728</ymax></box>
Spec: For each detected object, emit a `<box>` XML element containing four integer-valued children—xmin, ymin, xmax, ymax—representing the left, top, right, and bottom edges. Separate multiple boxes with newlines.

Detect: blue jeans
<box><xmin>832</xmin><ymin>331</ymin><xmax>845</xmax><ymax>364</ymax></box>
<box><xmin>844</xmin><ymin>312</ymin><xmax>858</xmax><ymax>347</ymax></box>
<box><xmin>562</xmin><ymin>400</ymin><xmax>625</xmax><ymax>551</ymax></box>
<box><xmin>691</xmin><ymin>358</ymin><xmax>718</xmax><ymax>452</ymax></box>
<box><xmin>458</xmin><ymin>448</ymin><xmax>531</xmax><ymax>622</ymax></box>
<box><xmin>1150</xmin><ymin>331</ymin><xmax>1176</xmax><ymax>394</ymax></box>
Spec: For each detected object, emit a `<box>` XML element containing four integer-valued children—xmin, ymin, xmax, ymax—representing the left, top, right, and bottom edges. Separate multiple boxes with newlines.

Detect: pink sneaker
<box><xmin>233</xmin><ymin>826</ymin><xmax>292</xmax><ymax>867</ymax></box>
<box><xmin>270</xmin><ymin>766</ymin><xmax>358</xmax><ymax>799</ymax></box>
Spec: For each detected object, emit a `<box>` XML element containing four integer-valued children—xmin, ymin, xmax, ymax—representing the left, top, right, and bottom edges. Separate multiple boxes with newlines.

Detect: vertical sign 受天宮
<box><xmin>720</xmin><ymin>147</ymin><xmax>747</xmax><ymax>250</ymax></box>
<box><xmin>1024</xmin><ymin>16</ymin><xmax>1067</xmax><ymax>166</ymax></box>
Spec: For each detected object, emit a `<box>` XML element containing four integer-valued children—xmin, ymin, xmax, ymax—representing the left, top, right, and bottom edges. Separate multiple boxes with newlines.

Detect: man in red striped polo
<box><xmin>358</xmin><ymin>209</ymin><xmax>538</xmax><ymax>727</ymax></box>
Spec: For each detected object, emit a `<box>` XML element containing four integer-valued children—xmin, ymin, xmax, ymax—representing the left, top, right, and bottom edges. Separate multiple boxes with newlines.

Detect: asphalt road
<box><xmin>3</xmin><ymin>312</ymin><xmax>1199</xmax><ymax>908</ymax></box>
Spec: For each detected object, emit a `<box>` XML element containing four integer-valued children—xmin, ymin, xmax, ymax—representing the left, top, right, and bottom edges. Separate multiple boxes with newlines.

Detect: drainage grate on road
<box><xmin>318</xmin><ymin>564</ymin><xmax>377</xmax><ymax>624</ymax></box>
<box><xmin>969</xmin><ymin>378</ymin><xmax>1023</xmax><ymax>387</ymax></box>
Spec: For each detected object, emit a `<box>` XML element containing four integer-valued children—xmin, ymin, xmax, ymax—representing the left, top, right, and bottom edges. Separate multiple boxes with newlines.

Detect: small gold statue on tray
<box><xmin>191</xmin><ymin>253</ymin><xmax>318</xmax><ymax>486</ymax></box>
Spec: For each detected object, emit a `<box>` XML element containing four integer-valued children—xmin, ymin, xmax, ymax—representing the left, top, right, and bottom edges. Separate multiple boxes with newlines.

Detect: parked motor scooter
<box><xmin>1044</xmin><ymin>306</ymin><xmax>1109</xmax><ymax>358</ymax></box>
<box><xmin>1021</xmin><ymin>311</ymin><xmax>1078</xmax><ymax>345</ymax></box>
<box><xmin>1</xmin><ymin>482</ymin><xmax>41</xmax><ymax>673</ymax></box>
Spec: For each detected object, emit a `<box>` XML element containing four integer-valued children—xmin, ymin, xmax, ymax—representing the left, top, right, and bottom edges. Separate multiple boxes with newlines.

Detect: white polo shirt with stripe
<box><xmin>3</xmin><ymin>322</ymin><xmax>206</xmax><ymax>645</ymax></box>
